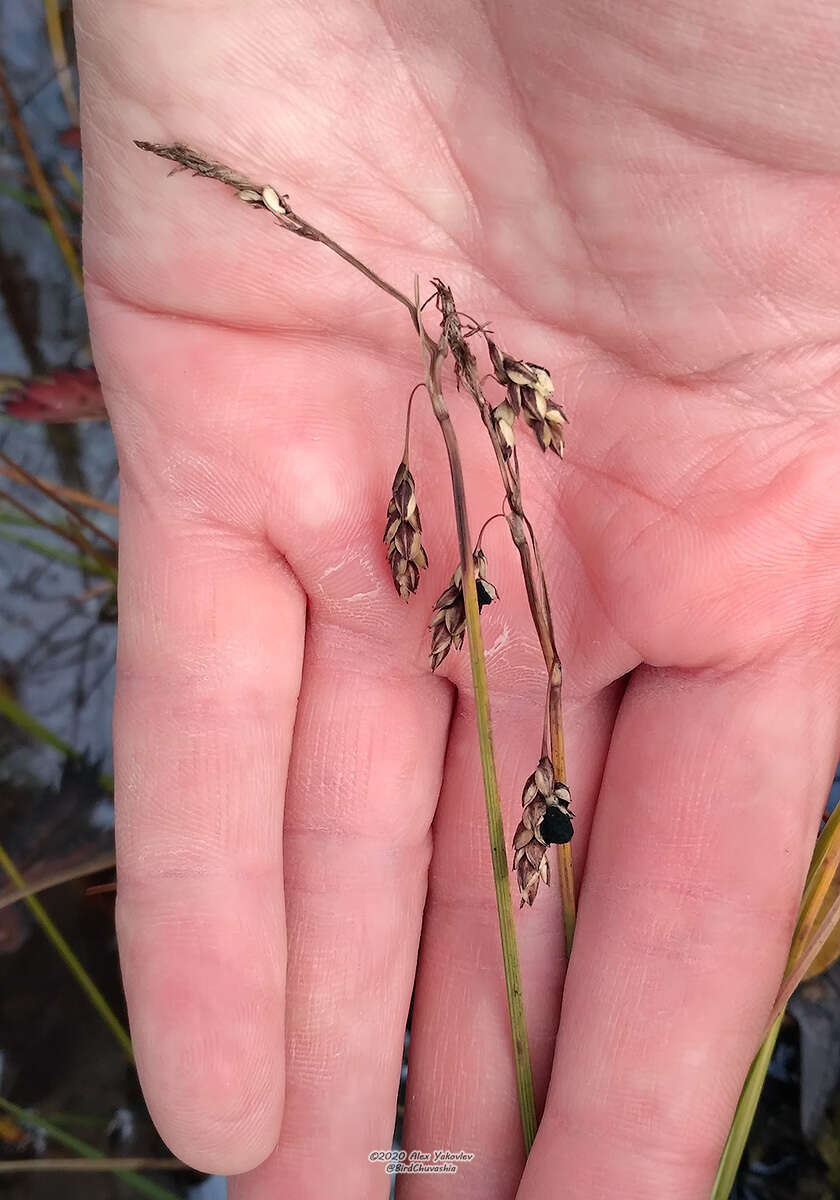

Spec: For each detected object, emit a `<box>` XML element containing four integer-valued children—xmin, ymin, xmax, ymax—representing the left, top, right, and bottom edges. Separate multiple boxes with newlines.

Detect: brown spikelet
<box><xmin>512</xmin><ymin>756</ymin><xmax>573</xmax><ymax>907</ymax></box>
<box><xmin>487</xmin><ymin>340</ymin><xmax>568</xmax><ymax>458</ymax></box>
<box><xmin>428</xmin><ymin>549</ymin><xmax>498</xmax><ymax>671</ymax></box>
<box><xmin>384</xmin><ymin>461</ymin><xmax>428</xmax><ymax>601</ymax></box>
<box><xmin>134</xmin><ymin>141</ymin><xmax>256</xmax><ymax>192</ymax></box>
<box><xmin>491</xmin><ymin>399</ymin><xmax>517</xmax><ymax>460</ymax></box>
<box><xmin>431</xmin><ymin>277</ymin><xmax>481</xmax><ymax>394</ymax></box>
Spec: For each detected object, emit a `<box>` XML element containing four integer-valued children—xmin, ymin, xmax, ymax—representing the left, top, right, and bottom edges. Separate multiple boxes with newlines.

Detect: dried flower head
<box><xmin>491</xmin><ymin>399</ymin><xmax>517</xmax><ymax>460</ymax></box>
<box><xmin>487</xmin><ymin>339</ymin><xmax>568</xmax><ymax>458</ymax></box>
<box><xmin>384</xmin><ymin>461</ymin><xmax>428</xmax><ymax>601</ymax></box>
<box><xmin>134</xmin><ymin>141</ymin><xmax>256</xmax><ymax>190</ymax></box>
<box><xmin>512</xmin><ymin>756</ymin><xmax>573</xmax><ymax>907</ymax></box>
<box><xmin>429</xmin><ymin>549</ymin><xmax>498</xmax><ymax>671</ymax></box>
<box><xmin>432</xmin><ymin>278</ymin><xmax>480</xmax><ymax>393</ymax></box>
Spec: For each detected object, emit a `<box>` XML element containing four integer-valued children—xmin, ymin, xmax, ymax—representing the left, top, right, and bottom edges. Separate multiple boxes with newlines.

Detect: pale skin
<box><xmin>75</xmin><ymin>1</ymin><xmax>840</xmax><ymax>1196</ymax></box>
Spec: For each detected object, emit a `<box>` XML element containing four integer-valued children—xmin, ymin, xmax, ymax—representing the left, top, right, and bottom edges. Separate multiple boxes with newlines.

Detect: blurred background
<box><xmin>0</xmin><ymin>2</ymin><xmax>222</xmax><ymax>1197</ymax></box>
<box><xmin>0</xmin><ymin>2</ymin><xmax>838</xmax><ymax>1197</ymax></box>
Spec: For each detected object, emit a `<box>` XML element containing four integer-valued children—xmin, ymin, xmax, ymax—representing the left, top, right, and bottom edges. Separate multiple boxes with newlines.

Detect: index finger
<box><xmin>102</xmin><ymin>317</ymin><xmax>307</xmax><ymax>1174</ymax></box>
<box><xmin>114</xmin><ymin>485</ymin><xmax>305</xmax><ymax>1174</ymax></box>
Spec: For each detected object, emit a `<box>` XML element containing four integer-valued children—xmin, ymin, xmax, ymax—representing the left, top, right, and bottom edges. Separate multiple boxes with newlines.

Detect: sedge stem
<box><xmin>427</xmin><ymin>353</ymin><xmax>537</xmax><ymax>1152</ymax></box>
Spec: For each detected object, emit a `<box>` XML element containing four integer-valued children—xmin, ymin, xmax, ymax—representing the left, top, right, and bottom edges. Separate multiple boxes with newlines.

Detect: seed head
<box><xmin>432</xmin><ymin>278</ymin><xmax>480</xmax><ymax>394</ymax></box>
<box><xmin>512</xmin><ymin>756</ymin><xmax>573</xmax><ymax>907</ymax></box>
<box><xmin>487</xmin><ymin>339</ymin><xmax>568</xmax><ymax>458</ymax></box>
<box><xmin>491</xmin><ymin>399</ymin><xmax>517</xmax><ymax>460</ymax></box>
<box><xmin>384</xmin><ymin>461</ymin><xmax>428</xmax><ymax>601</ymax></box>
<box><xmin>429</xmin><ymin>549</ymin><xmax>498</xmax><ymax>672</ymax></box>
<box><xmin>261</xmin><ymin>185</ymin><xmax>286</xmax><ymax>216</ymax></box>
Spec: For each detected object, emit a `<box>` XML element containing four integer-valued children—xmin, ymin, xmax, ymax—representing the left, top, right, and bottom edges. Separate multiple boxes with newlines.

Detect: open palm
<box><xmin>77</xmin><ymin>2</ymin><xmax>840</xmax><ymax>1197</ymax></box>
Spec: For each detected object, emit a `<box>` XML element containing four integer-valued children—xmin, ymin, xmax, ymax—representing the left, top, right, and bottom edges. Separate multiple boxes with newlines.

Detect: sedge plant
<box><xmin>136</xmin><ymin>138</ymin><xmax>579</xmax><ymax>1153</ymax></box>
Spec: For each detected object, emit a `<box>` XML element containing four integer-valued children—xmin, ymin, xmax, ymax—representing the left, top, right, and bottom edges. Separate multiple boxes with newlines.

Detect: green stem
<box><xmin>42</xmin><ymin>1113</ymin><xmax>111</xmax><ymax>1130</ymax></box>
<box><xmin>0</xmin><ymin>179</ymin><xmax>45</xmax><ymax>211</ymax></box>
<box><xmin>712</xmin><ymin>802</ymin><xmax>840</xmax><ymax>1197</ymax></box>
<box><xmin>0</xmin><ymin>1099</ymin><xmax>178</xmax><ymax>1200</ymax></box>
<box><xmin>0</xmin><ymin>689</ymin><xmax>76</xmax><ymax>755</ymax></box>
<box><xmin>0</xmin><ymin>525</ymin><xmax>113</xmax><ymax>576</ymax></box>
<box><xmin>0</xmin><ymin>840</ymin><xmax>132</xmax><ymax>1059</ymax></box>
<box><xmin>0</xmin><ymin>690</ymin><xmax>114</xmax><ymax>791</ymax></box>
<box><xmin>0</xmin><ymin>483</ymin><xmax>116</xmax><ymax>578</ymax></box>
<box><xmin>710</xmin><ymin>1016</ymin><xmax>782</xmax><ymax>1198</ymax></box>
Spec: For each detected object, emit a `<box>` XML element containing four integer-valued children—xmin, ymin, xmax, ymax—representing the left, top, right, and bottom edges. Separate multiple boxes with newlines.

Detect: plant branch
<box><xmin>431</xmin><ymin>280</ymin><xmax>576</xmax><ymax>938</ymax></box>
<box><xmin>766</xmin><ymin>885</ymin><xmax>840</xmax><ymax>1031</ymax></box>
<box><xmin>0</xmin><ymin>1158</ymin><xmax>188</xmax><ymax>1173</ymax></box>
<box><xmin>0</xmin><ymin>850</ymin><xmax>116</xmax><ymax>911</ymax></box>
<box><xmin>0</xmin><ymin>67</ymin><xmax>82</xmax><ymax>289</ymax></box>
<box><xmin>424</xmin><ymin>343</ymin><xmax>537</xmax><ymax>1151</ymax></box>
<box><xmin>0</xmin><ymin>483</ymin><xmax>116</xmax><ymax>577</ymax></box>
<box><xmin>402</xmin><ymin>382</ymin><xmax>426</xmax><ymax>462</ymax></box>
<box><xmin>43</xmin><ymin>0</ymin><xmax>79</xmax><ymax>123</ymax></box>
<box><xmin>0</xmin><ymin>450</ymin><xmax>117</xmax><ymax>549</ymax></box>
<box><xmin>0</xmin><ymin>840</ymin><xmax>131</xmax><ymax>1059</ymax></box>
<box><xmin>134</xmin><ymin>141</ymin><xmax>417</xmax><ymax>319</ymax></box>
<box><xmin>0</xmin><ymin>459</ymin><xmax>117</xmax><ymax>515</ymax></box>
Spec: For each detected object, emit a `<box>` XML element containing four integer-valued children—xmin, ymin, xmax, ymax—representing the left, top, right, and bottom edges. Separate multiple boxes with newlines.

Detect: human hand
<box><xmin>76</xmin><ymin>2</ymin><xmax>840</xmax><ymax>1196</ymax></box>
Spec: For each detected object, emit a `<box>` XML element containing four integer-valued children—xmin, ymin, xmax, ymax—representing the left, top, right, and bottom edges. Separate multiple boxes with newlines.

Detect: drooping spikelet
<box><xmin>512</xmin><ymin>756</ymin><xmax>573</xmax><ymax>907</ymax></box>
<box><xmin>428</xmin><ymin>549</ymin><xmax>498</xmax><ymax>672</ymax></box>
<box><xmin>384</xmin><ymin>461</ymin><xmax>428</xmax><ymax>601</ymax></box>
<box><xmin>487</xmin><ymin>340</ymin><xmax>568</xmax><ymax>458</ymax></box>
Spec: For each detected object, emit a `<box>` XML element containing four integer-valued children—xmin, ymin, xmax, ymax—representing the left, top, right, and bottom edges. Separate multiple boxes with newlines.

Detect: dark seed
<box><xmin>540</xmin><ymin>805</ymin><xmax>574</xmax><ymax>845</ymax></box>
